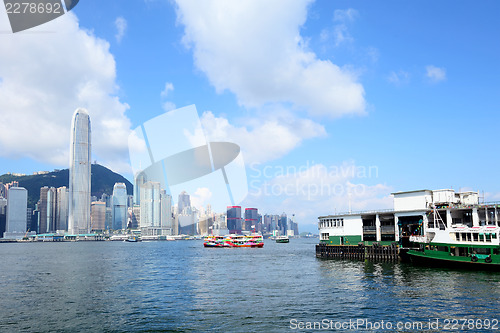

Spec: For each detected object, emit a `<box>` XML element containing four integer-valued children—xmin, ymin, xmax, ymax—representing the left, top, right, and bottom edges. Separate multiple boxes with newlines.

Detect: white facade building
<box><xmin>319</xmin><ymin>189</ymin><xmax>482</xmax><ymax>246</ymax></box>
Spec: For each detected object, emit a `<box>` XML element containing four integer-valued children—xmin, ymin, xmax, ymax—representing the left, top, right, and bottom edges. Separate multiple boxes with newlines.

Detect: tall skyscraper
<box><xmin>160</xmin><ymin>191</ymin><xmax>173</xmax><ymax>234</ymax></box>
<box><xmin>91</xmin><ymin>201</ymin><xmax>106</xmax><ymax>232</ymax></box>
<box><xmin>244</xmin><ymin>208</ymin><xmax>258</xmax><ymax>231</ymax></box>
<box><xmin>177</xmin><ymin>191</ymin><xmax>191</xmax><ymax>213</ymax></box>
<box><xmin>140</xmin><ymin>181</ymin><xmax>161</xmax><ymax>235</ymax></box>
<box><xmin>4</xmin><ymin>187</ymin><xmax>28</xmax><ymax>237</ymax></box>
<box><xmin>227</xmin><ymin>206</ymin><xmax>242</xmax><ymax>233</ymax></box>
<box><xmin>68</xmin><ymin>108</ymin><xmax>91</xmax><ymax>235</ymax></box>
<box><xmin>56</xmin><ymin>186</ymin><xmax>69</xmax><ymax>231</ymax></box>
<box><xmin>111</xmin><ymin>183</ymin><xmax>128</xmax><ymax>230</ymax></box>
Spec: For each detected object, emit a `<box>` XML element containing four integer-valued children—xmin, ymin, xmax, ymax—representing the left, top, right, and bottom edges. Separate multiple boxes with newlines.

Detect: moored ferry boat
<box><xmin>407</xmin><ymin>209</ymin><xmax>500</xmax><ymax>269</ymax></box>
<box><xmin>204</xmin><ymin>234</ymin><xmax>264</xmax><ymax>248</ymax></box>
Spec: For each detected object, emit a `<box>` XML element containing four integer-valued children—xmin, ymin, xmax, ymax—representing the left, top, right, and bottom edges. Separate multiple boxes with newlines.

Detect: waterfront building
<box><xmin>129</xmin><ymin>205</ymin><xmax>140</xmax><ymax>229</ymax></box>
<box><xmin>4</xmin><ymin>187</ymin><xmax>28</xmax><ymax>238</ymax></box>
<box><xmin>160</xmin><ymin>191</ymin><xmax>173</xmax><ymax>235</ymax></box>
<box><xmin>112</xmin><ymin>183</ymin><xmax>128</xmax><ymax>230</ymax></box>
<box><xmin>318</xmin><ymin>189</ymin><xmax>483</xmax><ymax>246</ymax></box>
<box><xmin>56</xmin><ymin>186</ymin><xmax>69</xmax><ymax>231</ymax></box>
<box><xmin>244</xmin><ymin>208</ymin><xmax>258</xmax><ymax>232</ymax></box>
<box><xmin>68</xmin><ymin>108</ymin><xmax>91</xmax><ymax>235</ymax></box>
<box><xmin>178</xmin><ymin>206</ymin><xmax>199</xmax><ymax>235</ymax></box>
<box><xmin>91</xmin><ymin>201</ymin><xmax>106</xmax><ymax>232</ymax></box>
<box><xmin>140</xmin><ymin>181</ymin><xmax>162</xmax><ymax>235</ymax></box>
<box><xmin>39</xmin><ymin>186</ymin><xmax>57</xmax><ymax>233</ymax></box>
<box><xmin>0</xmin><ymin>197</ymin><xmax>7</xmax><ymax>237</ymax></box>
<box><xmin>227</xmin><ymin>206</ymin><xmax>242</xmax><ymax>234</ymax></box>
<box><xmin>0</xmin><ymin>183</ymin><xmax>5</xmax><ymax>198</ymax></box>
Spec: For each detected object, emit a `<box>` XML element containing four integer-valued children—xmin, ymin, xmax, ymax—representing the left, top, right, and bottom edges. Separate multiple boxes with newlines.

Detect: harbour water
<box><xmin>1</xmin><ymin>239</ymin><xmax>500</xmax><ymax>332</ymax></box>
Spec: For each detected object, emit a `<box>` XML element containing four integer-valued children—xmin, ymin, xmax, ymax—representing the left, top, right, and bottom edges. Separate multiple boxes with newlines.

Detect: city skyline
<box><xmin>0</xmin><ymin>1</ymin><xmax>499</xmax><ymax>233</ymax></box>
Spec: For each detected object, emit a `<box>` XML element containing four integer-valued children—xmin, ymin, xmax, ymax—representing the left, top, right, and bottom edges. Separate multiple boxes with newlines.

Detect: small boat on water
<box><xmin>407</xmin><ymin>208</ymin><xmax>500</xmax><ymax>270</ymax></box>
<box><xmin>126</xmin><ymin>235</ymin><xmax>141</xmax><ymax>242</ymax></box>
<box><xmin>204</xmin><ymin>234</ymin><xmax>264</xmax><ymax>248</ymax></box>
<box><xmin>275</xmin><ymin>236</ymin><xmax>290</xmax><ymax>243</ymax></box>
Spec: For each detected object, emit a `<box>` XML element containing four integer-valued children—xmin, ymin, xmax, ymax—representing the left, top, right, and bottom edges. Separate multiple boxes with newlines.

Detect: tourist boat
<box><xmin>407</xmin><ymin>209</ymin><xmax>500</xmax><ymax>269</ymax></box>
<box><xmin>275</xmin><ymin>235</ymin><xmax>290</xmax><ymax>243</ymax></box>
<box><xmin>204</xmin><ymin>234</ymin><xmax>264</xmax><ymax>248</ymax></box>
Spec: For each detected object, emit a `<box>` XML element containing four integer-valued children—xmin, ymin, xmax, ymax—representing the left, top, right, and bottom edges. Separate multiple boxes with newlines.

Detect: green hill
<box><xmin>0</xmin><ymin>164</ymin><xmax>133</xmax><ymax>209</ymax></box>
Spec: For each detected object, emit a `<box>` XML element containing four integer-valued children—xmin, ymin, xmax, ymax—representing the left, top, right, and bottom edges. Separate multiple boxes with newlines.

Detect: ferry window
<box><xmin>493</xmin><ymin>249</ymin><xmax>500</xmax><ymax>255</ymax></box>
<box><xmin>437</xmin><ymin>246</ymin><xmax>448</xmax><ymax>252</ymax></box>
<box><xmin>493</xmin><ymin>233</ymin><xmax>497</xmax><ymax>239</ymax></box>
<box><xmin>341</xmin><ymin>219</ymin><xmax>344</xmax><ymax>227</ymax></box>
<box><xmin>471</xmin><ymin>248</ymin><xmax>491</xmax><ymax>255</ymax></box>
<box><xmin>485</xmin><ymin>234</ymin><xmax>492</xmax><ymax>242</ymax></box>
<box><xmin>473</xmin><ymin>233</ymin><xmax>479</xmax><ymax>242</ymax></box>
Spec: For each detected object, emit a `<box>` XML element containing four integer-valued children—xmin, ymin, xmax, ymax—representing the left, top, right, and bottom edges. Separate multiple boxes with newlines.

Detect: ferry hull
<box><xmin>407</xmin><ymin>251</ymin><xmax>500</xmax><ymax>271</ymax></box>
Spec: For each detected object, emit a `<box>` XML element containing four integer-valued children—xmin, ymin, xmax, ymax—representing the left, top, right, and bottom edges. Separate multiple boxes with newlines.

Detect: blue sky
<box><xmin>0</xmin><ymin>0</ymin><xmax>499</xmax><ymax>232</ymax></box>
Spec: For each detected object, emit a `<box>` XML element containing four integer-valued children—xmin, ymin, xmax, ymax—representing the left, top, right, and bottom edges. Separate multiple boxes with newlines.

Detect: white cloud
<box><xmin>160</xmin><ymin>82</ymin><xmax>176</xmax><ymax>111</ymax></box>
<box><xmin>0</xmin><ymin>11</ymin><xmax>132</xmax><ymax>173</ymax></box>
<box><xmin>242</xmin><ymin>161</ymin><xmax>392</xmax><ymax>229</ymax></box>
<box><xmin>161</xmin><ymin>82</ymin><xmax>174</xmax><ymax>97</ymax></box>
<box><xmin>333</xmin><ymin>8</ymin><xmax>358</xmax><ymax>22</ymax></box>
<box><xmin>190</xmin><ymin>187</ymin><xmax>213</xmax><ymax>210</ymax></box>
<box><xmin>174</xmin><ymin>0</ymin><xmax>366</xmax><ymax>118</ymax></box>
<box><xmin>426</xmin><ymin>65</ymin><xmax>446</xmax><ymax>83</ymax></box>
<box><xmin>115</xmin><ymin>17</ymin><xmax>127</xmax><ymax>43</ymax></box>
<box><xmin>162</xmin><ymin>101</ymin><xmax>177</xmax><ymax>112</ymax></box>
<box><xmin>388</xmin><ymin>70</ymin><xmax>410</xmax><ymax>85</ymax></box>
<box><xmin>200</xmin><ymin>108</ymin><xmax>326</xmax><ymax>165</ymax></box>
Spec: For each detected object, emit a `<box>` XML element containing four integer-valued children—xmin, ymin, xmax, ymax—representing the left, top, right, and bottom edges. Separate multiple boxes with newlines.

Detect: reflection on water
<box><xmin>1</xmin><ymin>239</ymin><xmax>499</xmax><ymax>332</ymax></box>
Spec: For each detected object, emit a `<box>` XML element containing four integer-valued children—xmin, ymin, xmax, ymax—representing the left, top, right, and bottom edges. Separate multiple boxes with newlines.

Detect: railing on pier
<box><xmin>316</xmin><ymin>243</ymin><xmax>400</xmax><ymax>261</ymax></box>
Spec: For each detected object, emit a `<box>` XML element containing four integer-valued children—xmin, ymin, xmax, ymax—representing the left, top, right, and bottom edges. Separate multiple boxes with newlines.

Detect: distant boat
<box><xmin>275</xmin><ymin>236</ymin><xmax>290</xmax><ymax>243</ymax></box>
<box><xmin>204</xmin><ymin>234</ymin><xmax>264</xmax><ymax>248</ymax></box>
<box><xmin>126</xmin><ymin>235</ymin><xmax>140</xmax><ymax>242</ymax></box>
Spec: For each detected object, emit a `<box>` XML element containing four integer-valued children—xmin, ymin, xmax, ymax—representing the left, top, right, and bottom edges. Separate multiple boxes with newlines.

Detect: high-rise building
<box><xmin>56</xmin><ymin>186</ymin><xmax>69</xmax><ymax>231</ymax></box>
<box><xmin>91</xmin><ymin>201</ymin><xmax>106</xmax><ymax>232</ymax></box>
<box><xmin>134</xmin><ymin>172</ymin><xmax>147</xmax><ymax>205</ymax></box>
<box><xmin>140</xmin><ymin>181</ymin><xmax>161</xmax><ymax>234</ymax></box>
<box><xmin>160</xmin><ymin>191</ymin><xmax>173</xmax><ymax>234</ymax></box>
<box><xmin>227</xmin><ymin>206</ymin><xmax>242</xmax><ymax>233</ymax></box>
<box><xmin>129</xmin><ymin>205</ymin><xmax>140</xmax><ymax>229</ymax></box>
<box><xmin>4</xmin><ymin>187</ymin><xmax>28</xmax><ymax>237</ymax></box>
<box><xmin>0</xmin><ymin>183</ymin><xmax>5</xmax><ymax>198</ymax></box>
<box><xmin>0</xmin><ymin>197</ymin><xmax>7</xmax><ymax>237</ymax></box>
<box><xmin>178</xmin><ymin>191</ymin><xmax>191</xmax><ymax>213</ymax></box>
<box><xmin>111</xmin><ymin>183</ymin><xmax>128</xmax><ymax>230</ymax></box>
<box><xmin>244</xmin><ymin>208</ymin><xmax>258</xmax><ymax>231</ymax></box>
<box><xmin>68</xmin><ymin>108</ymin><xmax>91</xmax><ymax>235</ymax></box>
<box><xmin>39</xmin><ymin>186</ymin><xmax>56</xmax><ymax>234</ymax></box>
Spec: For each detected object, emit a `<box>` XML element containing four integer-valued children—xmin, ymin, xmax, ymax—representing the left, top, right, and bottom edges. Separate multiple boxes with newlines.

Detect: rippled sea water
<box><xmin>1</xmin><ymin>239</ymin><xmax>500</xmax><ymax>332</ymax></box>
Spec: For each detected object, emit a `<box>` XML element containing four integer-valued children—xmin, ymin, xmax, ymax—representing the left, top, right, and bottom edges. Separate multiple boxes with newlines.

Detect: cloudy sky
<box><xmin>0</xmin><ymin>0</ymin><xmax>499</xmax><ymax>232</ymax></box>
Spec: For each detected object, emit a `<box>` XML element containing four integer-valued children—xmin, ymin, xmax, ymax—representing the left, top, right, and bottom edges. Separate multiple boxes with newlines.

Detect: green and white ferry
<box><xmin>407</xmin><ymin>209</ymin><xmax>500</xmax><ymax>269</ymax></box>
<box><xmin>318</xmin><ymin>188</ymin><xmax>500</xmax><ymax>269</ymax></box>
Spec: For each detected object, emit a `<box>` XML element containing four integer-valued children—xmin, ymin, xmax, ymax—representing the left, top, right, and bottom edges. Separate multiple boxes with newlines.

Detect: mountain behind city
<box><xmin>0</xmin><ymin>164</ymin><xmax>133</xmax><ymax>209</ymax></box>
